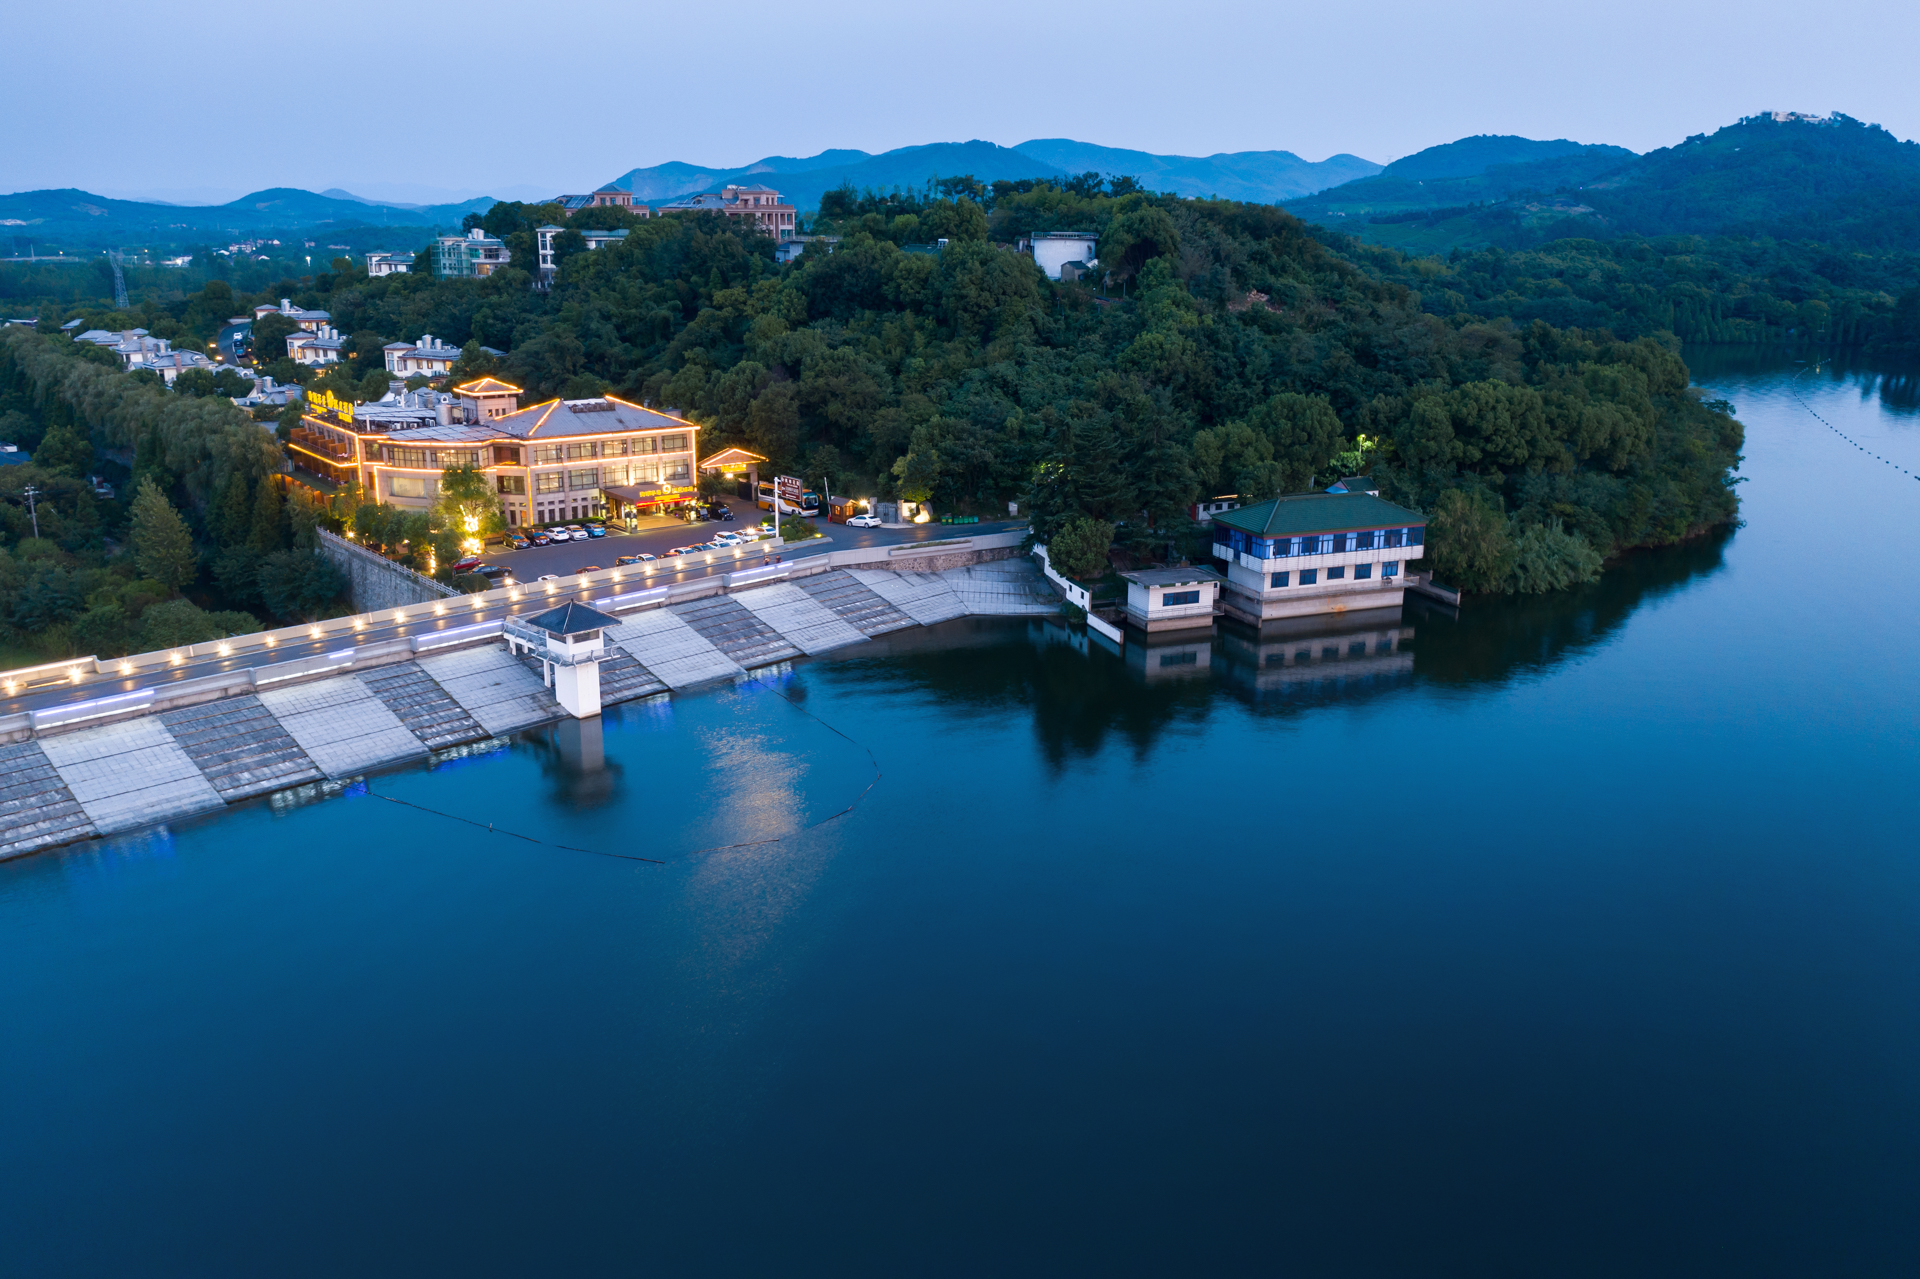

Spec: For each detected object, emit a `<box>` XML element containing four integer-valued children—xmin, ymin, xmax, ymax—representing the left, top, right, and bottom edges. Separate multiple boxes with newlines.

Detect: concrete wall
<box><xmin>319</xmin><ymin>528</ymin><xmax>457</xmax><ymax>612</ymax></box>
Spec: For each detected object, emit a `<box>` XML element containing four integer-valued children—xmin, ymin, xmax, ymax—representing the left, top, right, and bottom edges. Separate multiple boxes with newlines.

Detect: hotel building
<box><xmin>1211</xmin><ymin>488</ymin><xmax>1428</xmax><ymax>622</ymax></box>
<box><xmin>287</xmin><ymin>378</ymin><xmax>699</xmax><ymax>527</ymax></box>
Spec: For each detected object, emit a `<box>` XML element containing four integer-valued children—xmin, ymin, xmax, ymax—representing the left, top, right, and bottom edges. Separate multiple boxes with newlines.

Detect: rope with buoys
<box><xmin>1787</xmin><ymin>361</ymin><xmax>1919</xmax><ymax>481</ymax></box>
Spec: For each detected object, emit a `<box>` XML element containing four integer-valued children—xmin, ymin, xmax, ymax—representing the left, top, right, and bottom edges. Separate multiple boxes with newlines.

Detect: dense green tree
<box><xmin>1427</xmin><ymin>488</ymin><xmax>1513</xmax><ymax>593</ymax></box>
<box><xmin>32</xmin><ymin>422</ymin><xmax>92</xmax><ymax>476</ymax></box>
<box><xmin>129</xmin><ymin>477</ymin><xmax>197</xmax><ymax>589</ymax></box>
<box><xmin>431</xmin><ymin>465</ymin><xmax>505</xmax><ymax>550</ymax></box>
<box><xmin>249</xmin><ymin>477</ymin><xmax>286</xmax><ymax>551</ymax></box>
<box><xmin>1050</xmin><ymin>516</ymin><xmax>1115</xmax><ymax>580</ymax></box>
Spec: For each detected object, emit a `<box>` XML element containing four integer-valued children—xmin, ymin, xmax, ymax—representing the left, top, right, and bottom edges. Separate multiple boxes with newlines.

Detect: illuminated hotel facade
<box><xmin>288</xmin><ymin>378</ymin><xmax>699</xmax><ymax>527</ymax></box>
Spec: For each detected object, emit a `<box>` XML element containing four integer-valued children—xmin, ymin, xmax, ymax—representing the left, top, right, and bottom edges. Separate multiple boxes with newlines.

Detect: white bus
<box><xmin>756</xmin><ymin>480</ymin><xmax>822</xmax><ymax>517</ymax></box>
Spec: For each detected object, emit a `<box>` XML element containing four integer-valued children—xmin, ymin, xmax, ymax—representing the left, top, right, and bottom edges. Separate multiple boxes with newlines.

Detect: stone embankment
<box><xmin>0</xmin><ymin>534</ymin><xmax>1054</xmax><ymax>861</ymax></box>
<box><xmin>318</xmin><ymin>528</ymin><xmax>457</xmax><ymax>611</ymax></box>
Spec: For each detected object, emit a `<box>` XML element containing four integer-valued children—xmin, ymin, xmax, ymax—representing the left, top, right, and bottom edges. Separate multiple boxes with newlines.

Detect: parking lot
<box><xmin>473</xmin><ymin>496</ymin><xmax>1024</xmax><ymax>586</ymax></box>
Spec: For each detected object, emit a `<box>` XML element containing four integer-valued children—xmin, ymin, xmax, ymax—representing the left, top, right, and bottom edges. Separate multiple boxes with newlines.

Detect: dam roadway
<box><xmin>0</xmin><ymin>521</ymin><xmax>1022</xmax><ymax>720</ymax></box>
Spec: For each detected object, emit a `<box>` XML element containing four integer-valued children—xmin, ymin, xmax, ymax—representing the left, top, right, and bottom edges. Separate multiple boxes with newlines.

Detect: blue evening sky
<box><xmin>9</xmin><ymin>0</ymin><xmax>1917</xmax><ymax>204</ymax></box>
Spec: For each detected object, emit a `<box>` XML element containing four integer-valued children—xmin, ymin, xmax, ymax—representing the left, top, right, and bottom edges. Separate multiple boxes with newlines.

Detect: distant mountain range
<box><xmin>1284</xmin><ymin>116</ymin><xmax>1920</xmax><ymax>255</ymax></box>
<box><xmin>8</xmin><ymin>118</ymin><xmax>1914</xmax><ymax>260</ymax></box>
<box><xmin>0</xmin><ymin>187</ymin><xmax>492</xmax><ymax>250</ymax></box>
<box><xmin>0</xmin><ymin>139</ymin><xmax>1382</xmax><ymax>252</ymax></box>
<box><xmin>605</xmin><ymin>139</ymin><xmax>1384</xmax><ymax>209</ymax></box>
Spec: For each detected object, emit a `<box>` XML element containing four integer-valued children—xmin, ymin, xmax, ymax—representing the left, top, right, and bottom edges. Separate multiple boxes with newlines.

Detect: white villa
<box><xmin>1211</xmin><ymin>486</ymin><xmax>1428</xmax><ymax>622</ymax></box>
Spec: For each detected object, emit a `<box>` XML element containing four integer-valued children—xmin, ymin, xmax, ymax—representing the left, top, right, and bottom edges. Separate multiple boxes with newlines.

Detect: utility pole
<box><xmin>22</xmin><ymin>483</ymin><xmax>41</xmax><ymax>538</ymax></box>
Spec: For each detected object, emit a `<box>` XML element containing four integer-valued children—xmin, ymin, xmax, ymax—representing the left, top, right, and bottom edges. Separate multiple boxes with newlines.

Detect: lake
<box><xmin>3</xmin><ymin>350</ymin><xmax>1918</xmax><ymax>1276</ymax></box>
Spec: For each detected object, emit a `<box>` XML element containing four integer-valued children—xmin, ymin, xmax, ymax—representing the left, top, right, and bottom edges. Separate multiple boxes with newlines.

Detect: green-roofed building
<box><xmin>1211</xmin><ymin>491</ymin><xmax>1427</xmax><ymax>622</ymax></box>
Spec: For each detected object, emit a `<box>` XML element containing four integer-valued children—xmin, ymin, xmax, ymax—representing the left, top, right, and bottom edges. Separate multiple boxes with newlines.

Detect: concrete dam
<box><xmin>0</xmin><ymin>534</ymin><xmax>1056</xmax><ymax>861</ymax></box>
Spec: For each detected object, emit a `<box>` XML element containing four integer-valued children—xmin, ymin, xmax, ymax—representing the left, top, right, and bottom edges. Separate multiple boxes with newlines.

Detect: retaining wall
<box><xmin>319</xmin><ymin>529</ymin><xmax>458</xmax><ymax>612</ymax></box>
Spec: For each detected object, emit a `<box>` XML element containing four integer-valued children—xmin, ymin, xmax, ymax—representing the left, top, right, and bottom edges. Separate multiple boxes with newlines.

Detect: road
<box><xmin>486</xmin><ymin>496</ymin><xmax>1019</xmax><ymax>581</ymax></box>
<box><xmin>0</xmin><ymin>502</ymin><xmax>1024</xmax><ymax>718</ymax></box>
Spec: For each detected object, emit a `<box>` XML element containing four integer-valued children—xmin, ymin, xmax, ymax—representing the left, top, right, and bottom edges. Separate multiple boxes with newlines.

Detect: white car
<box><xmin>845</xmin><ymin>513</ymin><xmax>882</xmax><ymax>528</ymax></box>
<box><xmin>711</xmin><ymin>532</ymin><xmax>744</xmax><ymax>546</ymax></box>
<box><xmin>536</xmin><ymin>574</ymin><xmax>562</xmax><ymax>582</ymax></box>
<box><xmin>547</xmin><ymin>529</ymin><xmax>571</xmax><ymax>541</ymax></box>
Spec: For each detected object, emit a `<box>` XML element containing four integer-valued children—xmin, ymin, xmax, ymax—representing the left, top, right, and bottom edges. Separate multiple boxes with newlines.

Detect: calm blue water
<box><xmin>4</xmin><ymin>353</ymin><xmax>1919</xmax><ymax>1276</ymax></box>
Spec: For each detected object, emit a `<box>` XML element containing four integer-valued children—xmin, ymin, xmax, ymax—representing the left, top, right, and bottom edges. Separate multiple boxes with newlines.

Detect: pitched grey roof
<box><xmin>522</xmin><ymin>601</ymin><xmax>619</xmax><ymax>636</ymax></box>
<box><xmin>494</xmin><ymin>396</ymin><xmax>696</xmax><ymax>441</ymax></box>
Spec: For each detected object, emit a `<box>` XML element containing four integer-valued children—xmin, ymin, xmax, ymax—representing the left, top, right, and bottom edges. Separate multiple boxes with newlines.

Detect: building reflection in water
<box><xmin>527</xmin><ymin>716</ymin><xmax>624</xmax><ymax>810</ymax></box>
<box><xmin>1214</xmin><ymin>607</ymin><xmax>1415</xmax><ymax>704</ymax></box>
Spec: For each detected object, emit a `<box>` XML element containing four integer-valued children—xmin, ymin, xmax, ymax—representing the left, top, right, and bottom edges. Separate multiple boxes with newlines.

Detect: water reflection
<box><xmin>1214</xmin><ymin>611</ymin><xmax>1415</xmax><ymax>706</ymax></box>
<box><xmin>1683</xmin><ymin>345</ymin><xmax>1920</xmax><ymax>419</ymax></box>
<box><xmin>819</xmin><ymin>521</ymin><xmax>1732</xmax><ymax>767</ymax></box>
<box><xmin>521</xmin><ymin>717</ymin><xmax>624</xmax><ymax>810</ymax></box>
<box><xmin>1407</xmin><ymin>526</ymin><xmax>1732</xmax><ymax>687</ymax></box>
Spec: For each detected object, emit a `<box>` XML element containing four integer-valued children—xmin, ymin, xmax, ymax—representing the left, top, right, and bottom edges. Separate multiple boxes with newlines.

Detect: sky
<box><xmin>10</xmin><ymin>0</ymin><xmax>1918</xmax><ymax>204</ymax></box>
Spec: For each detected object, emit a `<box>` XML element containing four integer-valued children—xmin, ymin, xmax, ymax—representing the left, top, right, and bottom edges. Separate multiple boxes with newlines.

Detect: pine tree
<box><xmin>249</xmin><ymin>477</ymin><xmax>286</xmax><ymax>552</ymax></box>
<box><xmin>129</xmin><ymin>477</ymin><xmax>197</xmax><ymax>590</ymax></box>
<box><xmin>216</xmin><ymin>474</ymin><xmax>252</xmax><ymax>547</ymax></box>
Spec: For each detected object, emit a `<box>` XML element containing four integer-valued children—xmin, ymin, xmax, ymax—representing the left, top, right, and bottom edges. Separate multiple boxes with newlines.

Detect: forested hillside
<box><xmin>16</xmin><ymin>181</ymin><xmax>1734</xmax><ymax>600</ymax></box>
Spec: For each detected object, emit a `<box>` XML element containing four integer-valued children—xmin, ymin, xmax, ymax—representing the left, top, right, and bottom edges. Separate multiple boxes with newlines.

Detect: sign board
<box><xmin>776</xmin><ymin>475</ymin><xmax>803</xmax><ymax>503</ymax></box>
<box><xmin>308</xmin><ymin>387</ymin><xmax>355</xmax><ymax>422</ymax></box>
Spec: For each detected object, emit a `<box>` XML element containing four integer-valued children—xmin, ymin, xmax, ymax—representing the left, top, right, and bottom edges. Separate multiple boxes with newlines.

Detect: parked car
<box><xmin>585</xmin><ymin>525</ymin><xmax>606</xmax><ymax>538</ymax></box>
<box><xmin>579</xmin><ymin>565</ymin><xmax>602</xmax><ymax>573</ymax></box>
<box><xmin>536</xmin><ymin>574</ymin><xmax>562</xmax><ymax>582</ymax></box>
<box><xmin>845</xmin><ymin>513</ymin><xmax>882</xmax><ymax>528</ymax></box>
<box><xmin>614</xmin><ymin>553</ymin><xmax>657</xmax><ymax>566</ymax></box>
<box><xmin>506</xmin><ymin>533</ymin><xmax>530</xmax><ymax>549</ymax></box>
<box><xmin>478</xmin><ymin>565</ymin><xmax>515</xmax><ymax>585</ymax></box>
<box><xmin>665</xmin><ymin>546</ymin><xmax>691</xmax><ymax>556</ymax></box>
<box><xmin>711</xmin><ymin>533</ymin><xmax>744</xmax><ymax>547</ymax></box>
<box><xmin>451</xmin><ymin>554</ymin><xmax>485</xmax><ymax>574</ymax></box>
<box><xmin>529</xmin><ymin>532</ymin><xmax>552</xmax><ymax>546</ymax></box>
<box><xmin>547</xmin><ymin>529</ymin><xmax>571</xmax><ymax>542</ymax></box>
<box><xmin>707</xmin><ymin>505</ymin><xmax>734</xmax><ymax>521</ymax></box>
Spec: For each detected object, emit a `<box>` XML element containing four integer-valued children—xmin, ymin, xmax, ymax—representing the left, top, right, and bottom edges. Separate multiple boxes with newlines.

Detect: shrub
<box><xmin>779</xmin><ymin>515</ymin><xmax>819</xmax><ymax>541</ymax></box>
<box><xmin>1050</xmin><ymin>516</ymin><xmax>1115</xmax><ymax>581</ymax></box>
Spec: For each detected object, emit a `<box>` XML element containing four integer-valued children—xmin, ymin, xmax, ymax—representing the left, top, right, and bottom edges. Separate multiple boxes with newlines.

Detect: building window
<box><xmin>1408</xmin><ymin>526</ymin><xmax>1425</xmax><ymax>547</ymax></box>
<box><xmin>565</xmin><ymin>441</ymin><xmax>597</xmax><ymax>460</ymax></box>
<box><xmin>535</xmin><ymin>471</ymin><xmax>563</xmax><ymax>494</ymax></box>
<box><xmin>532</xmin><ymin>445</ymin><xmax>563</xmax><ymax>465</ymax></box>
<box><xmin>630</xmin><ymin>436</ymin><xmax>657</xmax><ymax>454</ymax></box>
<box><xmin>441</xmin><ymin>449</ymin><xmax>481</xmax><ymax>469</ymax></box>
<box><xmin>385</xmin><ymin>446</ymin><xmax>429</xmax><ymax>467</ymax></box>
<box><xmin>1354</xmin><ymin>562</ymin><xmax>1372</xmax><ymax>580</ymax></box>
<box><xmin>1382</xmin><ymin>561</ymin><xmax>1399</xmax><ymax>577</ymax></box>
<box><xmin>664</xmin><ymin>460</ymin><xmax>690</xmax><ymax>482</ymax></box>
<box><xmin>660</xmin><ymin>433</ymin><xmax>689</xmax><ymax>452</ymax></box>
<box><xmin>1162</xmin><ymin>590</ymin><xmax>1200</xmax><ymax>607</ymax></box>
<box><xmin>1385</xmin><ymin>528</ymin><xmax>1404</xmax><ymax>548</ymax></box>
<box><xmin>1326</xmin><ymin>565</ymin><xmax>1345</xmax><ymax>580</ymax></box>
<box><xmin>1299</xmin><ymin>569</ymin><xmax>1317</xmax><ymax>585</ymax></box>
<box><xmin>497</xmin><ymin>475</ymin><xmax>526</xmax><ymax>495</ymax></box>
<box><xmin>390</xmin><ymin>476</ymin><xmax>426</xmax><ymax>498</ymax></box>
<box><xmin>492</xmin><ymin>445</ymin><xmax>522</xmax><ymax>465</ymax></box>
<box><xmin>1355</xmin><ymin>529</ymin><xmax>1376</xmax><ymax>550</ymax></box>
<box><xmin>1270</xmin><ymin>571</ymin><xmax>1289</xmax><ymax>588</ymax></box>
<box><xmin>568</xmin><ymin>468</ymin><xmax>599</xmax><ymax>490</ymax></box>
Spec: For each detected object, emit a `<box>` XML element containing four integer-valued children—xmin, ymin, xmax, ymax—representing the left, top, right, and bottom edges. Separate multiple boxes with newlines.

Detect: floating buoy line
<box><xmin>1789</xmin><ymin>362</ymin><xmax>1918</xmax><ymax>481</ymax></box>
<box><xmin>354</xmin><ymin>676</ymin><xmax>881</xmax><ymax>867</ymax></box>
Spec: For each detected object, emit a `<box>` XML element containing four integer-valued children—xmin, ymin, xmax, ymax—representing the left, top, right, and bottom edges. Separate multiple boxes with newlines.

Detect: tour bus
<box><xmin>756</xmin><ymin>480</ymin><xmax>822</xmax><ymax>517</ymax></box>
